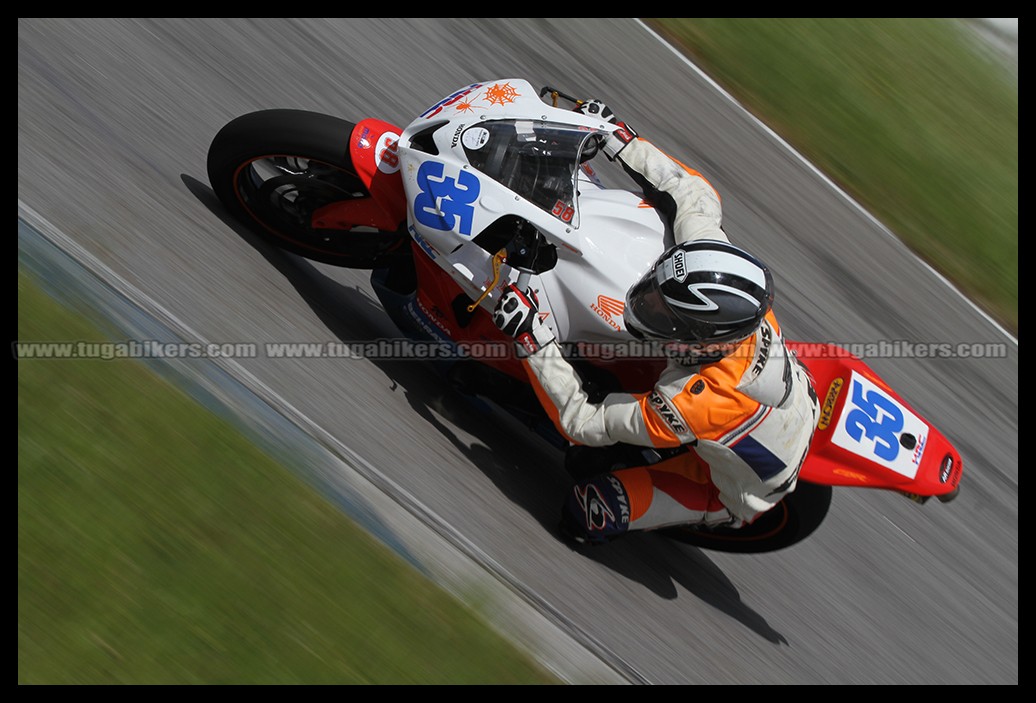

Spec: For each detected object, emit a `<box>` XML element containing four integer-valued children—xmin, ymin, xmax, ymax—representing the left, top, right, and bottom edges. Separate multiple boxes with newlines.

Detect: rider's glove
<box><xmin>493</xmin><ymin>284</ymin><xmax>556</xmax><ymax>357</ymax></box>
<box><xmin>575</xmin><ymin>100</ymin><xmax>637</xmax><ymax>161</ymax></box>
<box><xmin>601</xmin><ymin>121</ymin><xmax>638</xmax><ymax>161</ymax></box>
<box><xmin>575</xmin><ymin>99</ymin><xmax>617</xmax><ymax>124</ymax></box>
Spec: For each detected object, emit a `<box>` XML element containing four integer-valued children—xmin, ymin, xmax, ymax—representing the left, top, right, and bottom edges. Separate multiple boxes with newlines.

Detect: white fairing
<box><xmin>541</xmin><ymin>189</ymin><xmax>667</xmax><ymax>341</ymax></box>
<box><xmin>397</xmin><ymin>79</ymin><xmax>668</xmax><ymax>342</ymax></box>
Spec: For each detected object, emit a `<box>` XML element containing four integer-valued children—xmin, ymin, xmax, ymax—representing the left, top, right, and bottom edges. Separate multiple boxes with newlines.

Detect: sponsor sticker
<box><xmin>461</xmin><ymin>127</ymin><xmax>490</xmax><ymax>150</ymax></box>
<box><xmin>356</xmin><ymin>126</ymin><xmax>373</xmax><ymax>150</ymax></box>
<box><xmin>672</xmin><ymin>250</ymin><xmax>687</xmax><ymax>282</ymax></box>
<box><xmin>818</xmin><ymin>377</ymin><xmax>844</xmax><ymax>430</ymax></box>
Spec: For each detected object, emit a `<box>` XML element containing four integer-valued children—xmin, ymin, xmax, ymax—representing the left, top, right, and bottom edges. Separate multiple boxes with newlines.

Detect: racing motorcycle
<box><xmin>206</xmin><ymin>78</ymin><xmax>963</xmax><ymax>553</ymax></box>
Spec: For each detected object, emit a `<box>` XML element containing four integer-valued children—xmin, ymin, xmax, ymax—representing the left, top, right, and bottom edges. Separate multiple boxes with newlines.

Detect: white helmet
<box><xmin>624</xmin><ymin>239</ymin><xmax>774</xmax><ymax>351</ymax></box>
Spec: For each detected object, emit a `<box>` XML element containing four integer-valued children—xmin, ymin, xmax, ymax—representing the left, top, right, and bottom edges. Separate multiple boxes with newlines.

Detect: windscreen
<box><xmin>461</xmin><ymin>120</ymin><xmax>597</xmax><ymax>225</ymax></box>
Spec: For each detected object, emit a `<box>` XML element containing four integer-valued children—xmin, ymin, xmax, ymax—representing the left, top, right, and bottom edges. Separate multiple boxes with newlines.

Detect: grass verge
<box><xmin>17</xmin><ymin>271</ymin><xmax>558</xmax><ymax>684</ymax></box>
<box><xmin>649</xmin><ymin>18</ymin><xmax>1017</xmax><ymax>332</ymax></box>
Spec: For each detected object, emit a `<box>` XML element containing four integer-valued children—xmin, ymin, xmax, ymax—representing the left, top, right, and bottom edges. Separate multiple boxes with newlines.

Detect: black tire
<box><xmin>658</xmin><ymin>481</ymin><xmax>833</xmax><ymax>554</ymax></box>
<box><xmin>206</xmin><ymin>109</ymin><xmax>408</xmax><ymax>268</ymax></box>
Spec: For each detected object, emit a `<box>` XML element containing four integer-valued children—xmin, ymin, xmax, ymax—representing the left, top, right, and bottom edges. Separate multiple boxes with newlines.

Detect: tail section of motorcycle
<box><xmin>792</xmin><ymin>342</ymin><xmax>963</xmax><ymax>505</ymax></box>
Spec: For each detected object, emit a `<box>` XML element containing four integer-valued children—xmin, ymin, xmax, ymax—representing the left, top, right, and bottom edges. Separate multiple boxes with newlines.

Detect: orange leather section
<box><xmin>635</xmin><ymin>393</ymin><xmax>683</xmax><ymax>448</ymax></box>
<box><xmin>614</xmin><ymin>465</ymin><xmax>655</xmax><ymax>521</ymax></box>
<box><xmin>670</xmin><ymin>348</ymin><xmax>757</xmax><ymax>442</ymax></box>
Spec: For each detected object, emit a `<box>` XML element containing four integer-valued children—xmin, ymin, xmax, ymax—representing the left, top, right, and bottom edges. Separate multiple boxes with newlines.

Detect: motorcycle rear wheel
<box><xmin>658</xmin><ymin>481</ymin><xmax>833</xmax><ymax>554</ymax></box>
<box><xmin>206</xmin><ymin>109</ymin><xmax>407</xmax><ymax>268</ymax></box>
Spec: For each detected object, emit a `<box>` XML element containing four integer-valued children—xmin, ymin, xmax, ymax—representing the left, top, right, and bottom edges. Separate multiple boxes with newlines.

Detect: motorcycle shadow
<box><xmin>183</xmin><ymin>174</ymin><xmax>787</xmax><ymax>644</ymax></box>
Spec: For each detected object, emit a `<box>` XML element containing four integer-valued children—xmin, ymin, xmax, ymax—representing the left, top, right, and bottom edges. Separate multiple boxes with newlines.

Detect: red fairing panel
<box><xmin>791</xmin><ymin>342</ymin><xmax>962</xmax><ymax>498</ymax></box>
<box><xmin>311</xmin><ymin>119</ymin><xmax>407</xmax><ymax>232</ymax></box>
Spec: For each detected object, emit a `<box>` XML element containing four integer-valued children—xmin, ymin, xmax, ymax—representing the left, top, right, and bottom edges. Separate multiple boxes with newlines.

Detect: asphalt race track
<box><xmin>18</xmin><ymin>19</ymin><xmax>1018</xmax><ymax>684</ymax></box>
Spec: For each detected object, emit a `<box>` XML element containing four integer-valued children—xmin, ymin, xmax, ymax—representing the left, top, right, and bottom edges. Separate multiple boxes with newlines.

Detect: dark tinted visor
<box><xmin>625</xmin><ymin>272</ymin><xmax>713</xmax><ymax>341</ymax></box>
<box><xmin>625</xmin><ymin>268</ymin><xmax>762</xmax><ymax>345</ymax></box>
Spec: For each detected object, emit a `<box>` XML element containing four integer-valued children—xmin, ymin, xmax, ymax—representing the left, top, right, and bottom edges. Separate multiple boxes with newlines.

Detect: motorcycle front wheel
<box><xmin>206</xmin><ymin>109</ymin><xmax>408</xmax><ymax>268</ymax></box>
<box><xmin>658</xmin><ymin>481</ymin><xmax>833</xmax><ymax>554</ymax></box>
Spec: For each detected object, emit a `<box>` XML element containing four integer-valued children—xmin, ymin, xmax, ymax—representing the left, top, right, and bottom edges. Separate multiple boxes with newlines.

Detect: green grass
<box><xmin>649</xmin><ymin>18</ymin><xmax>1018</xmax><ymax>332</ymax></box>
<box><xmin>17</xmin><ymin>272</ymin><xmax>559</xmax><ymax>685</ymax></box>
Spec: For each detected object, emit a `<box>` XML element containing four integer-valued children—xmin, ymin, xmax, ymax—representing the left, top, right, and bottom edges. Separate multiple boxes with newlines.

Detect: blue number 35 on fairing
<box><xmin>412</xmin><ymin>161</ymin><xmax>480</xmax><ymax>236</ymax></box>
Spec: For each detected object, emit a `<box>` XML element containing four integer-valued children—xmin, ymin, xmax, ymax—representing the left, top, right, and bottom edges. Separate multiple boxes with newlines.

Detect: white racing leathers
<box><xmin>522</xmin><ymin>137</ymin><xmax>819</xmax><ymax>530</ymax></box>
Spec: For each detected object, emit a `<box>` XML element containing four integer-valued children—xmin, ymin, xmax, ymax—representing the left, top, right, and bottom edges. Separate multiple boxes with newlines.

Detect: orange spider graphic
<box><xmin>483</xmin><ymin>82</ymin><xmax>521</xmax><ymax>106</ymax></box>
<box><xmin>454</xmin><ymin>99</ymin><xmax>484</xmax><ymax>114</ymax></box>
<box><xmin>453</xmin><ymin>81</ymin><xmax>522</xmax><ymax>114</ymax></box>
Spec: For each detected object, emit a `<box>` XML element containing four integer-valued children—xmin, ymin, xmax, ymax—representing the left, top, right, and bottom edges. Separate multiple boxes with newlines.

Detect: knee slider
<box><xmin>560</xmin><ymin>473</ymin><xmax>632</xmax><ymax>544</ymax></box>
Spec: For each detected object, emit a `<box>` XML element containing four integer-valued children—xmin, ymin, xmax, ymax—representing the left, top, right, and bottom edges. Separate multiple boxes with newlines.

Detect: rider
<box><xmin>492</xmin><ymin>100</ymin><xmax>820</xmax><ymax>544</ymax></box>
